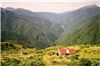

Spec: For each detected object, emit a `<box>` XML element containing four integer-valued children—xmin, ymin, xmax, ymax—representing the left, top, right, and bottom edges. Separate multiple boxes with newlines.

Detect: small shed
<box><xmin>57</xmin><ymin>48</ymin><xmax>75</xmax><ymax>56</ymax></box>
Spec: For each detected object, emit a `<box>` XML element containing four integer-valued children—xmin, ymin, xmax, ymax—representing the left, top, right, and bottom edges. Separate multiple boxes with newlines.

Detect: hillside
<box><xmin>1</xmin><ymin>5</ymin><xmax>100</xmax><ymax>49</ymax></box>
<box><xmin>56</xmin><ymin>15</ymin><xmax>100</xmax><ymax>45</ymax></box>
<box><xmin>1</xmin><ymin>41</ymin><xmax>100</xmax><ymax>66</ymax></box>
<box><xmin>1</xmin><ymin>8</ymin><xmax>58</xmax><ymax>49</ymax></box>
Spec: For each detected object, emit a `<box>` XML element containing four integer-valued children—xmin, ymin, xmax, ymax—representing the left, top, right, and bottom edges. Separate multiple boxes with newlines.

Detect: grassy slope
<box><xmin>1</xmin><ymin>41</ymin><xmax>100</xmax><ymax>66</ymax></box>
<box><xmin>56</xmin><ymin>15</ymin><xmax>100</xmax><ymax>45</ymax></box>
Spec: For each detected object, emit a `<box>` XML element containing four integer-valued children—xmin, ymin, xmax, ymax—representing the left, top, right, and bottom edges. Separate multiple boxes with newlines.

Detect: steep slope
<box><xmin>59</xmin><ymin>5</ymin><xmax>100</xmax><ymax>29</ymax></box>
<box><xmin>56</xmin><ymin>15</ymin><xmax>100</xmax><ymax>45</ymax></box>
<box><xmin>1</xmin><ymin>8</ymin><xmax>58</xmax><ymax>49</ymax></box>
<box><xmin>1</xmin><ymin>5</ymin><xmax>100</xmax><ymax>49</ymax></box>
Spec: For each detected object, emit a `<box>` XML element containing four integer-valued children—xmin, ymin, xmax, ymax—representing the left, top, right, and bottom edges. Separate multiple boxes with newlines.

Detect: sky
<box><xmin>1</xmin><ymin>0</ymin><xmax>100</xmax><ymax>13</ymax></box>
<box><xmin>1</xmin><ymin>0</ymin><xmax>99</xmax><ymax>2</ymax></box>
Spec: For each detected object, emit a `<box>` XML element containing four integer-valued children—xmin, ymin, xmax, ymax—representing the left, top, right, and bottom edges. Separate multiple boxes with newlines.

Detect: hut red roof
<box><xmin>57</xmin><ymin>48</ymin><xmax>75</xmax><ymax>55</ymax></box>
<box><xmin>58</xmin><ymin>49</ymin><xmax>66</xmax><ymax>54</ymax></box>
<box><xmin>69</xmin><ymin>48</ymin><xmax>75</xmax><ymax>54</ymax></box>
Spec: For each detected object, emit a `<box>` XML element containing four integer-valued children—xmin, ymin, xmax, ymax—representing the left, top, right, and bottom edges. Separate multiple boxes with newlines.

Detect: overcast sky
<box><xmin>1</xmin><ymin>0</ymin><xmax>99</xmax><ymax>2</ymax></box>
<box><xmin>1</xmin><ymin>0</ymin><xmax>100</xmax><ymax>13</ymax></box>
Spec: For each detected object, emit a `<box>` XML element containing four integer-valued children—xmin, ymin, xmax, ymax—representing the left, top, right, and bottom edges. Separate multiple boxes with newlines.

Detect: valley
<box><xmin>1</xmin><ymin>5</ymin><xmax>100</xmax><ymax>66</ymax></box>
<box><xmin>1</xmin><ymin>5</ymin><xmax>100</xmax><ymax>49</ymax></box>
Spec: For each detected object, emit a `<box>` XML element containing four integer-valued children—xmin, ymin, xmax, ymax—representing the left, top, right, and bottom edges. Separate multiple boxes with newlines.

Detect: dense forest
<box><xmin>1</xmin><ymin>5</ymin><xmax>100</xmax><ymax>49</ymax></box>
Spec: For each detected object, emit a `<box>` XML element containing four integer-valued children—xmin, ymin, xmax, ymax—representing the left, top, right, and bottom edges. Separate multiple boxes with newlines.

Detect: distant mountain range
<box><xmin>1</xmin><ymin>5</ymin><xmax>100</xmax><ymax>49</ymax></box>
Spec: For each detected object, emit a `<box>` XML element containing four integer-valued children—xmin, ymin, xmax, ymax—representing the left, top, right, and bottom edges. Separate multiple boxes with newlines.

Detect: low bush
<box><xmin>78</xmin><ymin>58</ymin><xmax>92</xmax><ymax>66</ymax></box>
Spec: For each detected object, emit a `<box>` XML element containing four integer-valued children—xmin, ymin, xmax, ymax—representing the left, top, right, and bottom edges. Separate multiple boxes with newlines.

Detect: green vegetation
<box><xmin>1</xmin><ymin>6</ymin><xmax>100</xmax><ymax>49</ymax></box>
<box><xmin>1</xmin><ymin>8</ymin><xmax>58</xmax><ymax>49</ymax></box>
<box><xmin>1</xmin><ymin>6</ymin><xmax>100</xmax><ymax>66</ymax></box>
<box><xmin>56</xmin><ymin>15</ymin><xmax>100</xmax><ymax>45</ymax></box>
<box><xmin>1</xmin><ymin>41</ymin><xmax>100</xmax><ymax>66</ymax></box>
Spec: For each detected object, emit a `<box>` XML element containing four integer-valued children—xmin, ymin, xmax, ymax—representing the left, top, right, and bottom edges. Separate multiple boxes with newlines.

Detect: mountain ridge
<box><xmin>56</xmin><ymin>15</ymin><xmax>100</xmax><ymax>45</ymax></box>
<box><xmin>1</xmin><ymin>5</ymin><xmax>100</xmax><ymax>49</ymax></box>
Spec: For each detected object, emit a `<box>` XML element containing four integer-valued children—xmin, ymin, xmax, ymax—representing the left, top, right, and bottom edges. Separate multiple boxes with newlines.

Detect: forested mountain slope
<box><xmin>1</xmin><ymin>5</ymin><xmax>100</xmax><ymax>49</ymax></box>
<box><xmin>56</xmin><ymin>15</ymin><xmax>100</xmax><ymax>45</ymax></box>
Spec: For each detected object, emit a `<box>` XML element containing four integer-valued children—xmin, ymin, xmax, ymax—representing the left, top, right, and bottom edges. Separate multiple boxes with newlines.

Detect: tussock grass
<box><xmin>1</xmin><ymin>41</ymin><xmax>100</xmax><ymax>66</ymax></box>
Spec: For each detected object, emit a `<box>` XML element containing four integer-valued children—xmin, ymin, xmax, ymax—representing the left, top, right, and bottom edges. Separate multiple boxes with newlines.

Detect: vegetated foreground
<box><xmin>1</xmin><ymin>41</ymin><xmax>100</xmax><ymax>66</ymax></box>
